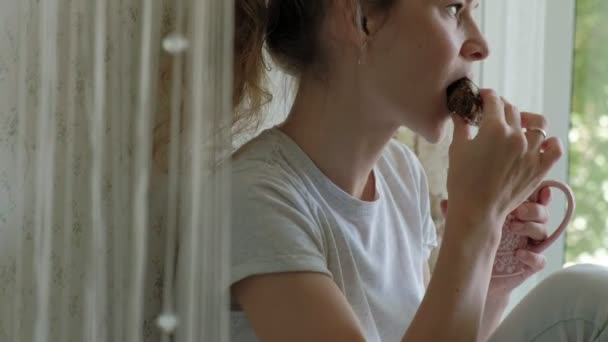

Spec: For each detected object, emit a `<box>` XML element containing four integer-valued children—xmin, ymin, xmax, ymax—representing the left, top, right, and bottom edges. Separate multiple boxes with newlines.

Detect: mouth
<box><xmin>446</xmin><ymin>77</ymin><xmax>483</xmax><ymax>126</ymax></box>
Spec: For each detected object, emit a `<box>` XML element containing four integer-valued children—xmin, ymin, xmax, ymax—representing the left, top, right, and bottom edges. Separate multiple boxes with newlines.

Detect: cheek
<box><xmin>416</xmin><ymin>28</ymin><xmax>460</xmax><ymax>72</ymax></box>
<box><xmin>370</xmin><ymin>33</ymin><xmax>433</xmax><ymax>93</ymax></box>
<box><xmin>366</xmin><ymin>19</ymin><xmax>460</xmax><ymax>118</ymax></box>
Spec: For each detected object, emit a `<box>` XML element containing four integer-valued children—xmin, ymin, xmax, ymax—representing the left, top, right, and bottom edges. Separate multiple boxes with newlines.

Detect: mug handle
<box><xmin>528</xmin><ymin>180</ymin><xmax>576</xmax><ymax>253</ymax></box>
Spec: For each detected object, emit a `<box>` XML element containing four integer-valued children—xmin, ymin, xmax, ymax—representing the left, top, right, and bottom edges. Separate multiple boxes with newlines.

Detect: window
<box><xmin>477</xmin><ymin>0</ymin><xmax>580</xmax><ymax>313</ymax></box>
<box><xmin>565</xmin><ymin>0</ymin><xmax>608</xmax><ymax>267</ymax></box>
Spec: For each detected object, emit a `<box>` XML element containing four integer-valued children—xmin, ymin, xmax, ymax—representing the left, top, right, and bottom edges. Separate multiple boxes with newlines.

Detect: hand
<box><xmin>440</xmin><ymin>186</ymin><xmax>552</xmax><ymax>298</ymax></box>
<box><xmin>447</xmin><ymin>92</ymin><xmax>563</xmax><ymax>242</ymax></box>
<box><xmin>488</xmin><ymin>186</ymin><xmax>553</xmax><ymax>298</ymax></box>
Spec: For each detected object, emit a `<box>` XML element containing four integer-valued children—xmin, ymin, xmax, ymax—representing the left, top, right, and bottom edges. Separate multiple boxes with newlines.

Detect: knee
<box><xmin>541</xmin><ymin>264</ymin><xmax>608</xmax><ymax>301</ymax></box>
<box><xmin>552</xmin><ymin>263</ymin><xmax>608</xmax><ymax>282</ymax></box>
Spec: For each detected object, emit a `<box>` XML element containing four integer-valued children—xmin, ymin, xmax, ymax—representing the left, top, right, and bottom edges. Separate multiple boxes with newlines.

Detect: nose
<box><xmin>461</xmin><ymin>23</ymin><xmax>490</xmax><ymax>61</ymax></box>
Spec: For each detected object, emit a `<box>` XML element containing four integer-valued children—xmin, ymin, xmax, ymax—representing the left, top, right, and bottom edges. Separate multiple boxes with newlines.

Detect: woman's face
<box><xmin>364</xmin><ymin>0</ymin><xmax>488</xmax><ymax>142</ymax></box>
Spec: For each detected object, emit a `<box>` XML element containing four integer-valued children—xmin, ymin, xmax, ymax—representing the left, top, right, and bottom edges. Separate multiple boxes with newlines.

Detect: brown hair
<box><xmin>232</xmin><ymin>0</ymin><xmax>396</xmax><ymax>136</ymax></box>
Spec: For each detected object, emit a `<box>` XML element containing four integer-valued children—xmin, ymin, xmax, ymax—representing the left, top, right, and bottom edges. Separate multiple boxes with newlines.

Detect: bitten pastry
<box><xmin>447</xmin><ymin>78</ymin><xmax>483</xmax><ymax>126</ymax></box>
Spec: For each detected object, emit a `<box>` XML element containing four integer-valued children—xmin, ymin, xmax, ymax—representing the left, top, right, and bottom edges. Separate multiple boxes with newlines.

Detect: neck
<box><xmin>279</xmin><ymin>74</ymin><xmax>400</xmax><ymax>200</ymax></box>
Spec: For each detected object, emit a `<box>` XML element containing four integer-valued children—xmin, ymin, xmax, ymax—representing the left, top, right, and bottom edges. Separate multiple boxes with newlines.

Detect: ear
<box><xmin>327</xmin><ymin>0</ymin><xmax>368</xmax><ymax>49</ymax></box>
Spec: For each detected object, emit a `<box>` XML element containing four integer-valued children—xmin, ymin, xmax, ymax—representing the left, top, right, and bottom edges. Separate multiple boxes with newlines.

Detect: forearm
<box><xmin>479</xmin><ymin>295</ymin><xmax>510</xmax><ymax>341</ymax></box>
<box><xmin>403</xmin><ymin>215</ymin><xmax>501</xmax><ymax>342</ymax></box>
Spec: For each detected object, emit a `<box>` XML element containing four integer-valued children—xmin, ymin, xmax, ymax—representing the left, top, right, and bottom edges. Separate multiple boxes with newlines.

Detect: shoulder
<box><xmin>232</xmin><ymin>129</ymin><xmax>312</xmax><ymax>214</ymax></box>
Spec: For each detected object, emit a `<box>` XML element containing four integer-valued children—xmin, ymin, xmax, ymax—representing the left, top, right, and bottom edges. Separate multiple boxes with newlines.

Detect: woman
<box><xmin>229</xmin><ymin>0</ymin><xmax>608</xmax><ymax>341</ymax></box>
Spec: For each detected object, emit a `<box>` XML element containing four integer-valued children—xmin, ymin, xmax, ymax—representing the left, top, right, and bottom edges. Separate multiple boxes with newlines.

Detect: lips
<box><xmin>446</xmin><ymin>77</ymin><xmax>483</xmax><ymax>126</ymax></box>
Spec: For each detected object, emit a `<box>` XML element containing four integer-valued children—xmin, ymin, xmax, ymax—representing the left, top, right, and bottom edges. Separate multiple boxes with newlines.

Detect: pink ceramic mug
<box><xmin>443</xmin><ymin>180</ymin><xmax>576</xmax><ymax>277</ymax></box>
<box><xmin>492</xmin><ymin>180</ymin><xmax>575</xmax><ymax>278</ymax></box>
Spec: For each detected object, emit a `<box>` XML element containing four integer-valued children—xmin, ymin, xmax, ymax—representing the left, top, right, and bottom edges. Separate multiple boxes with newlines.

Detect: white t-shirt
<box><xmin>230</xmin><ymin>127</ymin><xmax>438</xmax><ymax>342</ymax></box>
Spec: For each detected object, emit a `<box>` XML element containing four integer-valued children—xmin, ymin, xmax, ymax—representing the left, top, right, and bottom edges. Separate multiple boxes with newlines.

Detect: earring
<box><xmin>358</xmin><ymin>39</ymin><xmax>368</xmax><ymax>65</ymax></box>
<box><xmin>358</xmin><ymin>16</ymin><xmax>370</xmax><ymax>65</ymax></box>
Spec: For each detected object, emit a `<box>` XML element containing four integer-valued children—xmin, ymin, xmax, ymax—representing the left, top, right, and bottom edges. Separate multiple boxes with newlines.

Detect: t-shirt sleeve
<box><xmin>230</xmin><ymin>168</ymin><xmax>331</xmax><ymax>287</ymax></box>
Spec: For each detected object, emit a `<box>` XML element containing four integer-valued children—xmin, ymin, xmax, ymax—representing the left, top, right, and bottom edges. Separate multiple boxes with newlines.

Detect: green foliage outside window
<box><xmin>566</xmin><ymin>0</ymin><xmax>608</xmax><ymax>264</ymax></box>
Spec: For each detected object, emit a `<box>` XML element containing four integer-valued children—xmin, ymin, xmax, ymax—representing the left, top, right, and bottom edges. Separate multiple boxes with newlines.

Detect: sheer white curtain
<box><xmin>0</xmin><ymin>0</ymin><xmax>233</xmax><ymax>341</ymax></box>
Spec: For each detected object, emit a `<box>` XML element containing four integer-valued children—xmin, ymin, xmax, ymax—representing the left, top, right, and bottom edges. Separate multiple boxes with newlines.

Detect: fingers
<box><xmin>513</xmin><ymin>202</ymin><xmax>549</xmax><ymax>223</ymax></box>
<box><xmin>521</xmin><ymin>112</ymin><xmax>548</xmax><ymax>150</ymax></box>
<box><xmin>521</xmin><ymin>112</ymin><xmax>548</xmax><ymax>129</ymax></box>
<box><xmin>511</xmin><ymin>201</ymin><xmax>550</xmax><ymax>241</ymax></box>
<box><xmin>527</xmin><ymin>185</ymin><xmax>552</xmax><ymax>203</ymax></box>
<box><xmin>478</xmin><ymin>89</ymin><xmax>506</xmax><ymax>127</ymax></box>
<box><xmin>479</xmin><ymin>93</ymin><xmax>526</xmax><ymax>143</ymax></box>
<box><xmin>539</xmin><ymin>137</ymin><xmax>564</xmax><ymax>173</ymax></box>
<box><xmin>509</xmin><ymin>221</ymin><xmax>549</xmax><ymax>241</ymax></box>
<box><xmin>516</xmin><ymin>250</ymin><xmax>547</xmax><ymax>273</ymax></box>
<box><xmin>538</xmin><ymin>187</ymin><xmax>552</xmax><ymax>205</ymax></box>
<box><xmin>501</xmin><ymin>97</ymin><xmax>522</xmax><ymax>130</ymax></box>
<box><xmin>520</xmin><ymin>111</ymin><xmax>561</xmax><ymax>182</ymax></box>
<box><xmin>451</xmin><ymin>115</ymin><xmax>474</xmax><ymax>144</ymax></box>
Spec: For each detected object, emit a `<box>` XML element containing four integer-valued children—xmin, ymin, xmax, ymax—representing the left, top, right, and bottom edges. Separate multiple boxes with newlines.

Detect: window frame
<box><xmin>476</xmin><ymin>0</ymin><xmax>577</xmax><ymax>314</ymax></box>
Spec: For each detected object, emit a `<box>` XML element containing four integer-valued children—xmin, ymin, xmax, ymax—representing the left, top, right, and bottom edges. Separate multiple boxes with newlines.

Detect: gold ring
<box><xmin>524</xmin><ymin>127</ymin><xmax>547</xmax><ymax>139</ymax></box>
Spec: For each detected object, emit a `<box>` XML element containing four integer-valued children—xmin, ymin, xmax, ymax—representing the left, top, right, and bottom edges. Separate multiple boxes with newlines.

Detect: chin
<box><xmin>419</xmin><ymin>116</ymin><xmax>450</xmax><ymax>144</ymax></box>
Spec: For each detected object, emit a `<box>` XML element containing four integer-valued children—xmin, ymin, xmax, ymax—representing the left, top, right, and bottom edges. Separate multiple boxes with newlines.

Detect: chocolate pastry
<box><xmin>447</xmin><ymin>78</ymin><xmax>483</xmax><ymax>126</ymax></box>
